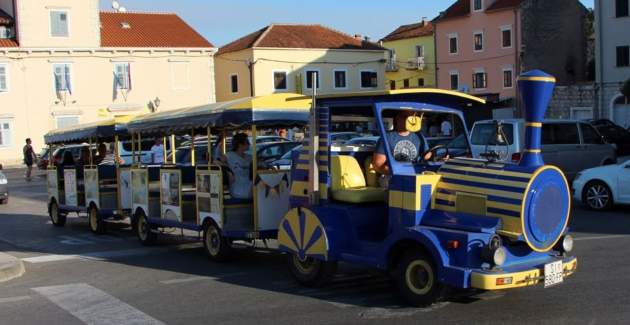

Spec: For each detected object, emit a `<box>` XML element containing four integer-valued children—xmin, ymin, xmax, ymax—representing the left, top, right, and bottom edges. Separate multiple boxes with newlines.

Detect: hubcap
<box><xmin>206</xmin><ymin>227</ymin><xmax>221</xmax><ymax>256</ymax></box>
<box><xmin>405</xmin><ymin>260</ymin><xmax>434</xmax><ymax>295</ymax></box>
<box><xmin>587</xmin><ymin>185</ymin><xmax>609</xmax><ymax>209</ymax></box>
<box><xmin>89</xmin><ymin>208</ymin><xmax>98</xmax><ymax>231</ymax></box>
<box><xmin>293</xmin><ymin>255</ymin><xmax>316</xmax><ymax>274</ymax></box>
<box><xmin>138</xmin><ymin>216</ymin><xmax>148</xmax><ymax>241</ymax></box>
<box><xmin>50</xmin><ymin>204</ymin><xmax>58</xmax><ymax>223</ymax></box>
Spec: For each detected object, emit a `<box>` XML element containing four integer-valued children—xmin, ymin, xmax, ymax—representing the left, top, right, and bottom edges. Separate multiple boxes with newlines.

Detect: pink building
<box><xmin>435</xmin><ymin>0</ymin><xmax>588</xmax><ymax>111</ymax></box>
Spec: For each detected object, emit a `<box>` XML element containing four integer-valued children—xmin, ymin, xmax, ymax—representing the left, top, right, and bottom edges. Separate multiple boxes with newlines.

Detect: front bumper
<box><xmin>470</xmin><ymin>256</ymin><xmax>577</xmax><ymax>290</ymax></box>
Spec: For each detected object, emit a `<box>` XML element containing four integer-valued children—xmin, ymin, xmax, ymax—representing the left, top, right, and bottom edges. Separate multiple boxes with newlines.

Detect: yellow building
<box><xmin>381</xmin><ymin>20</ymin><xmax>435</xmax><ymax>90</ymax></box>
<box><xmin>0</xmin><ymin>0</ymin><xmax>216</xmax><ymax>164</ymax></box>
<box><xmin>215</xmin><ymin>24</ymin><xmax>387</xmax><ymax>102</ymax></box>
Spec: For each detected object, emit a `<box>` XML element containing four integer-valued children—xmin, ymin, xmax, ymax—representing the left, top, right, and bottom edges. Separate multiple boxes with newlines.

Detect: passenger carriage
<box><xmin>44</xmin><ymin>117</ymin><xmax>135</xmax><ymax>233</ymax></box>
<box><xmin>125</xmin><ymin>94</ymin><xmax>312</xmax><ymax>261</ymax></box>
<box><xmin>277</xmin><ymin>71</ymin><xmax>577</xmax><ymax>306</ymax></box>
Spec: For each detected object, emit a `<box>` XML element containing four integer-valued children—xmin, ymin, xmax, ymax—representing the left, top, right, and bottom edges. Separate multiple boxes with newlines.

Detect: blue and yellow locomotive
<box><xmin>277</xmin><ymin>70</ymin><xmax>577</xmax><ymax>306</ymax></box>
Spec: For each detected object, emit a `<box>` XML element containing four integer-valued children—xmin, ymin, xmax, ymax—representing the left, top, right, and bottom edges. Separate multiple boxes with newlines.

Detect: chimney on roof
<box><xmin>421</xmin><ymin>17</ymin><xmax>428</xmax><ymax>26</ymax></box>
<box><xmin>354</xmin><ymin>34</ymin><xmax>362</xmax><ymax>40</ymax></box>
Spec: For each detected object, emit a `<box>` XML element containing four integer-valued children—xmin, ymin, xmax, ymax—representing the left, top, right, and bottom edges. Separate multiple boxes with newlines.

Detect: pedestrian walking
<box><xmin>23</xmin><ymin>138</ymin><xmax>36</xmax><ymax>181</ymax></box>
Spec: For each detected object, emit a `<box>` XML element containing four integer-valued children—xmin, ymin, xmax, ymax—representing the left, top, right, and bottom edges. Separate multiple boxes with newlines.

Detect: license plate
<box><xmin>544</xmin><ymin>260</ymin><xmax>564</xmax><ymax>288</ymax></box>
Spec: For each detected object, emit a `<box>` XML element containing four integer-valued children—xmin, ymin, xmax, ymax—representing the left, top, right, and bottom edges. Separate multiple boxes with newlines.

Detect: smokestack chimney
<box><xmin>517</xmin><ymin>70</ymin><xmax>556</xmax><ymax>168</ymax></box>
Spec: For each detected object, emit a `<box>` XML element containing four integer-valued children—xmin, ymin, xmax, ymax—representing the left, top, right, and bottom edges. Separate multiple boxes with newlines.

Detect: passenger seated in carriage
<box><xmin>223</xmin><ymin>133</ymin><xmax>253</xmax><ymax>200</ymax></box>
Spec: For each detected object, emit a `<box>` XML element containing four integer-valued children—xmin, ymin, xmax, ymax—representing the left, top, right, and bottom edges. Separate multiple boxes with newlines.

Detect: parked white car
<box><xmin>572</xmin><ymin>160</ymin><xmax>630</xmax><ymax>210</ymax></box>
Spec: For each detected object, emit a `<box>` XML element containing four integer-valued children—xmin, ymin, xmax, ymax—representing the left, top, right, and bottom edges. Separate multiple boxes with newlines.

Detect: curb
<box><xmin>0</xmin><ymin>252</ymin><xmax>25</xmax><ymax>283</ymax></box>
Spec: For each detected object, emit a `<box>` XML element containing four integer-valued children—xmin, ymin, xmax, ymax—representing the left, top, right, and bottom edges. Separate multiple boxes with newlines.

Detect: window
<box><xmin>617</xmin><ymin>46</ymin><xmax>630</xmax><ymax>67</ymax></box>
<box><xmin>503</xmin><ymin>68</ymin><xmax>513</xmax><ymax>88</ymax></box>
<box><xmin>0</xmin><ymin>120</ymin><xmax>11</xmax><ymax>147</ymax></box>
<box><xmin>0</xmin><ymin>64</ymin><xmax>7</xmax><ymax>92</ymax></box>
<box><xmin>360</xmin><ymin>70</ymin><xmax>378</xmax><ymax>88</ymax></box>
<box><xmin>305</xmin><ymin>69</ymin><xmax>320</xmax><ymax>89</ymax></box>
<box><xmin>0</xmin><ymin>26</ymin><xmax>12</xmax><ymax>39</ymax></box>
<box><xmin>50</xmin><ymin>11</ymin><xmax>69</xmax><ymax>37</ymax></box>
<box><xmin>230</xmin><ymin>74</ymin><xmax>238</xmax><ymax>93</ymax></box>
<box><xmin>53</xmin><ymin>63</ymin><xmax>72</xmax><ymax>93</ymax></box>
<box><xmin>114</xmin><ymin>63</ymin><xmax>131</xmax><ymax>90</ymax></box>
<box><xmin>501</xmin><ymin>26</ymin><xmax>512</xmax><ymax>48</ymax></box>
<box><xmin>473</xmin><ymin>0</ymin><xmax>483</xmax><ymax>11</ymax></box>
<box><xmin>333</xmin><ymin>69</ymin><xmax>347</xmax><ymax>89</ymax></box>
<box><xmin>617</xmin><ymin>0</ymin><xmax>629</xmax><ymax>17</ymax></box>
<box><xmin>418</xmin><ymin>78</ymin><xmax>425</xmax><ymax>87</ymax></box>
<box><xmin>56</xmin><ymin>116</ymin><xmax>79</xmax><ymax>129</ymax></box>
<box><xmin>415</xmin><ymin>45</ymin><xmax>424</xmax><ymax>58</ymax></box>
<box><xmin>473</xmin><ymin>31</ymin><xmax>484</xmax><ymax>52</ymax></box>
<box><xmin>448</xmin><ymin>34</ymin><xmax>458</xmax><ymax>54</ymax></box>
<box><xmin>471</xmin><ymin>123</ymin><xmax>515</xmax><ymax>145</ymax></box>
<box><xmin>580</xmin><ymin>124</ymin><xmax>604</xmax><ymax>144</ymax></box>
<box><xmin>389</xmin><ymin>80</ymin><xmax>396</xmax><ymax>90</ymax></box>
<box><xmin>403</xmin><ymin>79</ymin><xmax>410</xmax><ymax>88</ymax></box>
<box><xmin>171</xmin><ymin>62</ymin><xmax>190</xmax><ymax>90</ymax></box>
<box><xmin>542</xmin><ymin>124</ymin><xmax>579</xmax><ymax>145</ymax></box>
<box><xmin>273</xmin><ymin>70</ymin><xmax>288</xmax><ymax>90</ymax></box>
<box><xmin>473</xmin><ymin>71</ymin><xmax>487</xmax><ymax>89</ymax></box>
<box><xmin>449</xmin><ymin>71</ymin><xmax>459</xmax><ymax>90</ymax></box>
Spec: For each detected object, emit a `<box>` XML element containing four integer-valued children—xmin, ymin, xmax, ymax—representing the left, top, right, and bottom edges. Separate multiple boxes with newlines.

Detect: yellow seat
<box><xmin>330</xmin><ymin>155</ymin><xmax>386</xmax><ymax>203</ymax></box>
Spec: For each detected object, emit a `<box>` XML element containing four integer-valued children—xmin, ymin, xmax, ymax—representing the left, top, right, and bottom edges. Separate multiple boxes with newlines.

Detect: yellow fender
<box><xmin>277</xmin><ymin>207</ymin><xmax>328</xmax><ymax>261</ymax></box>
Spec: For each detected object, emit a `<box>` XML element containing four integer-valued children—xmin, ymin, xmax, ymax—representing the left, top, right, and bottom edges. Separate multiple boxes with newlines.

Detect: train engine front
<box><xmin>432</xmin><ymin>70</ymin><xmax>576</xmax><ymax>289</ymax></box>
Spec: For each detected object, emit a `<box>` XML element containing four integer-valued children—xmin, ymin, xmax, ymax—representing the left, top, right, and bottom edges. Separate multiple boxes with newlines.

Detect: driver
<box><xmin>373</xmin><ymin>110</ymin><xmax>431</xmax><ymax>175</ymax></box>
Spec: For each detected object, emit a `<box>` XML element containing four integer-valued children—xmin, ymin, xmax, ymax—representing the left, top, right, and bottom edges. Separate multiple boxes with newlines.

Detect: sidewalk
<box><xmin>0</xmin><ymin>252</ymin><xmax>24</xmax><ymax>282</ymax></box>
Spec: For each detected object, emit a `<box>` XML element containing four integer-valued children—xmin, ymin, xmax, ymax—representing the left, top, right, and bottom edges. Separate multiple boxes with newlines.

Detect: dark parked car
<box><xmin>38</xmin><ymin>144</ymin><xmax>91</xmax><ymax>169</ymax></box>
<box><xmin>0</xmin><ymin>166</ymin><xmax>8</xmax><ymax>204</ymax></box>
<box><xmin>330</xmin><ymin>132</ymin><xmax>362</xmax><ymax>145</ymax></box>
<box><xmin>174</xmin><ymin>141</ymin><xmax>301</xmax><ymax>168</ymax></box>
<box><xmin>588</xmin><ymin>119</ymin><xmax>630</xmax><ymax>155</ymax></box>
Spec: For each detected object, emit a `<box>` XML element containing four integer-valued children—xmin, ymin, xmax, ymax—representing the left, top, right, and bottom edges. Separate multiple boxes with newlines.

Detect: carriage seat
<box><xmin>330</xmin><ymin>155</ymin><xmax>386</xmax><ymax>203</ymax></box>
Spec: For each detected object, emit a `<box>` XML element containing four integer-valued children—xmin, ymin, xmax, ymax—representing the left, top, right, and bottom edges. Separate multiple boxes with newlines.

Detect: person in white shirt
<box><xmin>150</xmin><ymin>138</ymin><xmax>165</xmax><ymax>164</ymax></box>
<box><xmin>440</xmin><ymin>120</ymin><xmax>452</xmax><ymax>137</ymax></box>
<box><xmin>225</xmin><ymin>133</ymin><xmax>253</xmax><ymax>200</ymax></box>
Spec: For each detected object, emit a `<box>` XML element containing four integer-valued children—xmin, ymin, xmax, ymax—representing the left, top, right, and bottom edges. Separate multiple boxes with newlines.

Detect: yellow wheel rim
<box><xmin>293</xmin><ymin>255</ymin><xmax>316</xmax><ymax>275</ymax></box>
<box><xmin>405</xmin><ymin>260</ymin><xmax>434</xmax><ymax>295</ymax></box>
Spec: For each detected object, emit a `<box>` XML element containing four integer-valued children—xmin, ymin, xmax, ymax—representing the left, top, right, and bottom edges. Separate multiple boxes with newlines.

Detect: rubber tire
<box><xmin>136</xmin><ymin>212</ymin><xmax>157</xmax><ymax>246</ymax></box>
<box><xmin>49</xmin><ymin>201</ymin><xmax>67</xmax><ymax>227</ymax></box>
<box><xmin>202</xmin><ymin>222</ymin><xmax>232</xmax><ymax>262</ymax></box>
<box><xmin>88</xmin><ymin>205</ymin><xmax>106</xmax><ymax>234</ymax></box>
<box><xmin>583</xmin><ymin>180</ymin><xmax>614</xmax><ymax>211</ymax></box>
<box><xmin>286</xmin><ymin>253</ymin><xmax>337</xmax><ymax>287</ymax></box>
<box><xmin>394</xmin><ymin>250</ymin><xmax>445</xmax><ymax>307</ymax></box>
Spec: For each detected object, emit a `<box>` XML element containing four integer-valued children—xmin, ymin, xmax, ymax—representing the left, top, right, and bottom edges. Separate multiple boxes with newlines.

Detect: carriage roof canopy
<box><xmin>44</xmin><ymin>116</ymin><xmax>134</xmax><ymax>145</ymax></box>
<box><xmin>126</xmin><ymin>93</ymin><xmax>313</xmax><ymax>135</ymax></box>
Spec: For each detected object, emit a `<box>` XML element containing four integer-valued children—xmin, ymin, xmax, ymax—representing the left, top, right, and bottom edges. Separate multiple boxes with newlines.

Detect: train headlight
<box><xmin>482</xmin><ymin>235</ymin><xmax>507</xmax><ymax>266</ymax></box>
<box><xmin>562</xmin><ymin>235</ymin><xmax>574</xmax><ymax>253</ymax></box>
<box><xmin>493</xmin><ymin>246</ymin><xmax>507</xmax><ymax>266</ymax></box>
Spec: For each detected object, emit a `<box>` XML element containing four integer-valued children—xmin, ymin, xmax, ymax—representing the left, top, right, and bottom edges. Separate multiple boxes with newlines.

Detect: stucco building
<box><xmin>0</xmin><ymin>0</ymin><xmax>216</xmax><ymax>164</ymax></box>
<box><xmin>381</xmin><ymin>19</ymin><xmax>436</xmax><ymax>90</ymax></box>
<box><xmin>434</xmin><ymin>0</ymin><xmax>588</xmax><ymax>117</ymax></box>
<box><xmin>214</xmin><ymin>24</ymin><xmax>387</xmax><ymax>102</ymax></box>
<box><xmin>595</xmin><ymin>0</ymin><xmax>630</xmax><ymax>127</ymax></box>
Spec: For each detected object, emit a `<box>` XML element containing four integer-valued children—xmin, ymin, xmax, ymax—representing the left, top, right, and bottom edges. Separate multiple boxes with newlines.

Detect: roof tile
<box><xmin>100</xmin><ymin>11</ymin><xmax>213</xmax><ymax>48</ymax></box>
<box><xmin>381</xmin><ymin>21</ymin><xmax>433</xmax><ymax>42</ymax></box>
<box><xmin>0</xmin><ymin>39</ymin><xmax>18</xmax><ymax>47</ymax></box>
<box><xmin>218</xmin><ymin>24</ymin><xmax>384</xmax><ymax>56</ymax></box>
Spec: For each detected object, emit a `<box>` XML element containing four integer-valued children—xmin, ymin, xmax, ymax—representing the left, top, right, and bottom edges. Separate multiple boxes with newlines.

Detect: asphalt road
<box><xmin>1</xmin><ymin>168</ymin><xmax>629</xmax><ymax>325</ymax></box>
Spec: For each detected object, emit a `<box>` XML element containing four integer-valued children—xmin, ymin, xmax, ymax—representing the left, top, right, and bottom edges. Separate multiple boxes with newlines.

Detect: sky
<box><xmin>100</xmin><ymin>0</ymin><xmax>595</xmax><ymax>47</ymax></box>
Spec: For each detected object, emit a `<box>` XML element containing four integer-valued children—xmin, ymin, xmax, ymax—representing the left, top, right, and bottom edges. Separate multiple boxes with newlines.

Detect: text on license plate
<box><xmin>544</xmin><ymin>260</ymin><xmax>564</xmax><ymax>288</ymax></box>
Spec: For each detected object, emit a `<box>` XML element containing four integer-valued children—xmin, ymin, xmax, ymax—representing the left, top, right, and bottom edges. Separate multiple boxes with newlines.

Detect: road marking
<box><xmin>0</xmin><ymin>295</ymin><xmax>32</xmax><ymax>304</ymax></box>
<box><xmin>22</xmin><ymin>243</ymin><xmax>202</xmax><ymax>264</ymax></box>
<box><xmin>32</xmin><ymin>283</ymin><xmax>165</xmax><ymax>325</ymax></box>
<box><xmin>574</xmin><ymin>234</ymin><xmax>630</xmax><ymax>241</ymax></box>
<box><xmin>359</xmin><ymin>302</ymin><xmax>450</xmax><ymax>319</ymax></box>
<box><xmin>159</xmin><ymin>272</ymin><xmax>248</xmax><ymax>285</ymax></box>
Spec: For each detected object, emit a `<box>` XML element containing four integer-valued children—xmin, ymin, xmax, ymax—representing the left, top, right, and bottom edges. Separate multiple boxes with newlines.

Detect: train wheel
<box><xmin>49</xmin><ymin>201</ymin><xmax>66</xmax><ymax>227</ymax></box>
<box><xmin>203</xmin><ymin>222</ymin><xmax>231</xmax><ymax>262</ymax></box>
<box><xmin>88</xmin><ymin>205</ymin><xmax>106</xmax><ymax>234</ymax></box>
<box><xmin>287</xmin><ymin>253</ymin><xmax>337</xmax><ymax>287</ymax></box>
<box><xmin>136</xmin><ymin>212</ymin><xmax>156</xmax><ymax>246</ymax></box>
<box><xmin>395</xmin><ymin>250</ymin><xmax>445</xmax><ymax>307</ymax></box>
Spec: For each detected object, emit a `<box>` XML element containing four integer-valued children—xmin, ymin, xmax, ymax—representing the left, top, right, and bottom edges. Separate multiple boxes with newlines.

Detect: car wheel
<box><xmin>394</xmin><ymin>250</ymin><xmax>446</xmax><ymax>307</ymax></box>
<box><xmin>136</xmin><ymin>211</ymin><xmax>156</xmax><ymax>246</ymax></box>
<box><xmin>49</xmin><ymin>201</ymin><xmax>66</xmax><ymax>227</ymax></box>
<box><xmin>203</xmin><ymin>221</ymin><xmax>232</xmax><ymax>262</ymax></box>
<box><xmin>88</xmin><ymin>205</ymin><xmax>106</xmax><ymax>234</ymax></box>
<box><xmin>286</xmin><ymin>253</ymin><xmax>337</xmax><ymax>287</ymax></box>
<box><xmin>583</xmin><ymin>181</ymin><xmax>614</xmax><ymax>211</ymax></box>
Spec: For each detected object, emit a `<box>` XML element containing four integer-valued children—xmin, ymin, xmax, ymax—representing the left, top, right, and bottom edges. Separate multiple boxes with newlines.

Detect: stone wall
<box><xmin>546</xmin><ymin>84</ymin><xmax>594</xmax><ymax>119</ymax></box>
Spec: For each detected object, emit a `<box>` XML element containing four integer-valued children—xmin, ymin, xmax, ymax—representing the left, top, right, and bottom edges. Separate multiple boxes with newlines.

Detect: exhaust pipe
<box><xmin>517</xmin><ymin>70</ymin><xmax>556</xmax><ymax>168</ymax></box>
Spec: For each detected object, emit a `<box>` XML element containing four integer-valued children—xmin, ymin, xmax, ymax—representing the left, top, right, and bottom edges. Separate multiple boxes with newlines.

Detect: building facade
<box><xmin>434</xmin><ymin>0</ymin><xmax>588</xmax><ymax>116</ymax></box>
<box><xmin>381</xmin><ymin>19</ymin><xmax>436</xmax><ymax>90</ymax></box>
<box><xmin>595</xmin><ymin>0</ymin><xmax>630</xmax><ymax>127</ymax></box>
<box><xmin>215</xmin><ymin>24</ymin><xmax>387</xmax><ymax>102</ymax></box>
<box><xmin>0</xmin><ymin>0</ymin><xmax>216</xmax><ymax>164</ymax></box>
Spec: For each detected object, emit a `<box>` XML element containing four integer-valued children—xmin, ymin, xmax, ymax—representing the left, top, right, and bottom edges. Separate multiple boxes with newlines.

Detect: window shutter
<box><xmin>126</xmin><ymin>63</ymin><xmax>132</xmax><ymax>90</ymax></box>
<box><xmin>64</xmin><ymin>65</ymin><xmax>72</xmax><ymax>94</ymax></box>
<box><xmin>0</xmin><ymin>66</ymin><xmax>6</xmax><ymax>91</ymax></box>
